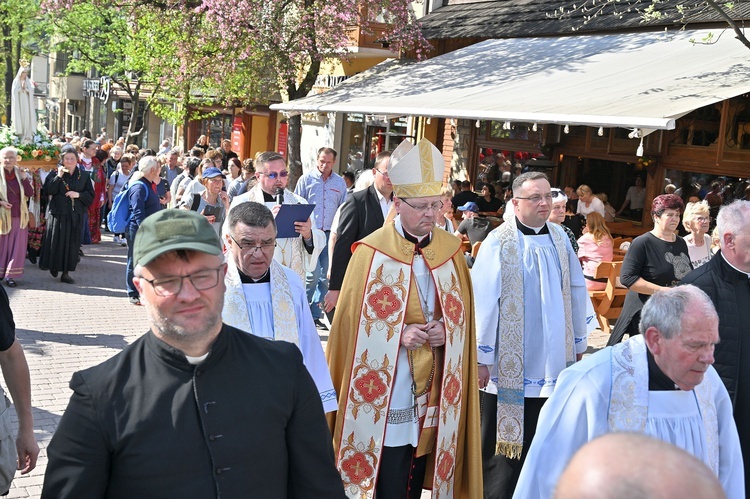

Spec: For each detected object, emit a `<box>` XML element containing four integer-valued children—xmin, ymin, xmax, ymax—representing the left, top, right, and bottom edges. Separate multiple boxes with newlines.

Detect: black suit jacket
<box><xmin>42</xmin><ymin>325</ymin><xmax>345</xmax><ymax>499</ymax></box>
<box><xmin>330</xmin><ymin>185</ymin><xmax>386</xmax><ymax>290</ymax></box>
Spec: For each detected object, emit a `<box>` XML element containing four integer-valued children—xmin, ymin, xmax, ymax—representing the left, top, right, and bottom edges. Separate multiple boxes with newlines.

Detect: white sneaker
<box><xmin>113</xmin><ymin>236</ymin><xmax>121</xmax><ymax>244</ymax></box>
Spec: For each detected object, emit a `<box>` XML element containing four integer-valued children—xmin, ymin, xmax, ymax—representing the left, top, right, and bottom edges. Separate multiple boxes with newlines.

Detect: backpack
<box><xmin>107</xmin><ymin>181</ymin><xmax>150</xmax><ymax>233</ymax></box>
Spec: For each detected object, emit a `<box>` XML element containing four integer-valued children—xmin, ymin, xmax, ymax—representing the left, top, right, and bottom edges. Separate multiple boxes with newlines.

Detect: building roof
<box><xmin>272</xmin><ymin>29</ymin><xmax>750</xmax><ymax>135</ymax></box>
<box><xmin>419</xmin><ymin>0</ymin><xmax>750</xmax><ymax>40</ymax></box>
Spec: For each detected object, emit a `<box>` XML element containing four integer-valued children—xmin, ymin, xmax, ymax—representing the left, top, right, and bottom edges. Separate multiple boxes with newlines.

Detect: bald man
<box><xmin>555</xmin><ymin>433</ymin><xmax>725</xmax><ymax>499</ymax></box>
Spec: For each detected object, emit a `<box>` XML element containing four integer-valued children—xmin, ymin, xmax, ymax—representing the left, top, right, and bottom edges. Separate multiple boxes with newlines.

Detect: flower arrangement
<box><xmin>0</xmin><ymin>124</ymin><xmax>59</xmax><ymax>162</ymax></box>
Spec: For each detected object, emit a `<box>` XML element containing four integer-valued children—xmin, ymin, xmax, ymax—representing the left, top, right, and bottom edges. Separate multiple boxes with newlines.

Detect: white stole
<box><xmin>609</xmin><ymin>335</ymin><xmax>719</xmax><ymax>475</ymax></box>
<box><xmin>223</xmin><ymin>258</ymin><xmax>299</xmax><ymax>347</ymax></box>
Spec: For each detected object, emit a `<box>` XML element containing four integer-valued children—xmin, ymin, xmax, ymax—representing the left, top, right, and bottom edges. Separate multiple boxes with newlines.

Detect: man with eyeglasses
<box><xmin>228</xmin><ymin>151</ymin><xmax>325</xmax><ymax>285</ymax></box>
<box><xmin>42</xmin><ymin>210</ymin><xmax>345</xmax><ymax>498</ymax></box>
<box><xmin>472</xmin><ymin>171</ymin><xmax>589</xmax><ymax>498</ymax></box>
<box><xmin>295</xmin><ymin>147</ymin><xmax>348</xmax><ymax>330</ymax></box>
<box><xmin>222</xmin><ymin>202</ymin><xmax>336</xmax><ymax>413</ymax></box>
<box><xmin>325</xmin><ymin>150</ymin><xmax>393</xmax><ymax>316</ymax></box>
<box><xmin>327</xmin><ymin>139</ymin><xmax>482</xmax><ymax>497</ymax></box>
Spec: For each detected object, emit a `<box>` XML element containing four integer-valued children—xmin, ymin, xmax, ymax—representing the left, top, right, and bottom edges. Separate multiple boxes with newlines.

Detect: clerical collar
<box><xmin>403</xmin><ymin>229</ymin><xmax>431</xmax><ymax>250</ymax></box>
<box><xmin>185</xmin><ymin>352</ymin><xmax>209</xmax><ymax>365</ymax></box>
<box><xmin>238</xmin><ymin>267</ymin><xmax>270</xmax><ymax>284</ymax></box>
<box><xmin>262</xmin><ymin>191</ymin><xmax>276</xmax><ymax>202</ymax></box>
<box><xmin>647</xmin><ymin>348</ymin><xmax>679</xmax><ymax>391</ymax></box>
<box><xmin>516</xmin><ymin>218</ymin><xmax>549</xmax><ymax>235</ymax></box>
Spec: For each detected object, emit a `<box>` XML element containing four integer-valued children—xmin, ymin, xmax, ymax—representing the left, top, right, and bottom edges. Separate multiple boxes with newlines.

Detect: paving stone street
<box><xmin>2</xmin><ymin>236</ymin><xmax>609</xmax><ymax>498</ymax></box>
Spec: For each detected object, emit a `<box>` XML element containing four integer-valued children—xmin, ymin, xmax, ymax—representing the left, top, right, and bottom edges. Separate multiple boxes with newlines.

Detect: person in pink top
<box><xmin>577</xmin><ymin>212</ymin><xmax>614</xmax><ymax>291</ymax></box>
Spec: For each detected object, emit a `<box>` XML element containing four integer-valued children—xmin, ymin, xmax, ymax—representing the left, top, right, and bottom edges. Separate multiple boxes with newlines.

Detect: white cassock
<box><xmin>222</xmin><ymin>258</ymin><xmax>337</xmax><ymax>413</ymax></box>
<box><xmin>473</xmin><ymin>222</ymin><xmax>590</xmax><ymax>396</ymax></box>
<box><xmin>513</xmin><ymin>335</ymin><xmax>745</xmax><ymax>499</ymax></box>
<box><xmin>227</xmin><ymin>184</ymin><xmax>325</xmax><ymax>284</ymax></box>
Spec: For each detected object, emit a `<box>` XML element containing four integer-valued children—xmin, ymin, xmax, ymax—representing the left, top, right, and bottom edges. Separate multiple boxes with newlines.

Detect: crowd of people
<box><xmin>0</xmin><ymin>131</ymin><xmax>748</xmax><ymax>498</ymax></box>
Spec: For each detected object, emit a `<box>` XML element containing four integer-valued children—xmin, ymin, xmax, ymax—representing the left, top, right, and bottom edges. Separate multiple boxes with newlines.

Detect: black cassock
<box><xmin>39</xmin><ymin>167</ymin><xmax>94</xmax><ymax>274</ymax></box>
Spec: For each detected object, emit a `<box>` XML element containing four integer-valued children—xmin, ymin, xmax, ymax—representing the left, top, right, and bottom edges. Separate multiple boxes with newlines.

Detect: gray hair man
<box><xmin>681</xmin><ymin>199</ymin><xmax>750</xmax><ymax>493</ymax></box>
<box><xmin>514</xmin><ymin>285</ymin><xmax>744</xmax><ymax>498</ymax></box>
<box><xmin>42</xmin><ymin>210</ymin><xmax>346</xmax><ymax>498</ymax></box>
<box><xmin>222</xmin><ymin>202</ymin><xmax>336</xmax><ymax>412</ymax></box>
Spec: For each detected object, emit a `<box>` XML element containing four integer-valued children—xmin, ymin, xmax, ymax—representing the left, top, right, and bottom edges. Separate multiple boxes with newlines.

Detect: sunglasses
<box><xmin>261</xmin><ymin>171</ymin><xmax>289</xmax><ymax>179</ymax></box>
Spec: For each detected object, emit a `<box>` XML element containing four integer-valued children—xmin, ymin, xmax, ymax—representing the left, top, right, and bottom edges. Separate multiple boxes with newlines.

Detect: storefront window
<box><xmin>665</xmin><ymin>168</ymin><xmax>748</xmax><ymax>231</ymax></box>
<box><xmin>474</xmin><ymin>147</ymin><xmax>547</xmax><ymax>191</ymax></box>
<box><xmin>341</xmin><ymin>114</ymin><xmax>366</xmax><ymax>173</ymax></box>
<box><xmin>344</xmin><ymin>115</ymin><xmax>415</xmax><ymax>172</ymax></box>
<box><xmin>198</xmin><ymin>114</ymin><xmax>232</xmax><ymax>148</ymax></box>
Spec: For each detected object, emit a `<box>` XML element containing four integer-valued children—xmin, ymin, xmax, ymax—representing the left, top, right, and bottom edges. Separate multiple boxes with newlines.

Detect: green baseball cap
<box><xmin>134</xmin><ymin>209</ymin><xmax>222</xmax><ymax>267</ymax></box>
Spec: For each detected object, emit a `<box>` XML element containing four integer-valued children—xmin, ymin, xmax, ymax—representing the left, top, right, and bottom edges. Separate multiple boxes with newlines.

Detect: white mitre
<box><xmin>387</xmin><ymin>138</ymin><xmax>444</xmax><ymax>198</ymax></box>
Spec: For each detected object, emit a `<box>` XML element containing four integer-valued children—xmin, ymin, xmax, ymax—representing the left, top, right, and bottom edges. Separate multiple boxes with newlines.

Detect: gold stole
<box><xmin>335</xmin><ymin>246</ymin><xmax>468</xmax><ymax>498</ymax></box>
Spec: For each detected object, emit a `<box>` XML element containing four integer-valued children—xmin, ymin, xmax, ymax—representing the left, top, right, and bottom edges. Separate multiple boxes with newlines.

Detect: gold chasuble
<box><xmin>326</xmin><ymin>223</ymin><xmax>482</xmax><ymax>498</ymax></box>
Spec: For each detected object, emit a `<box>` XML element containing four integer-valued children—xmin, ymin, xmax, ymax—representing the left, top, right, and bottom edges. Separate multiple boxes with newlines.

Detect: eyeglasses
<box><xmin>137</xmin><ymin>267</ymin><xmax>224</xmax><ymax>297</ymax></box>
<box><xmin>229</xmin><ymin>234</ymin><xmax>276</xmax><ymax>254</ymax></box>
<box><xmin>515</xmin><ymin>193</ymin><xmax>554</xmax><ymax>203</ymax></box>
<box><xmin>374</xmin><ymin>169</ymin><xmax>389</xmax><ymax>176</ymax></box>
<box><xmin>694</xmin><ymin>216</ymin><xmax>711</xmax><ymax>223</ymax></box>
<box><xmin>260</xmin><ymin>171</ymin><xmax>289</xmax><ymax>179</ymax></box>
<box><xmin>401</xmin><ymin>198</ymin><xmax>443</xmax><ymax>213</ymax></box>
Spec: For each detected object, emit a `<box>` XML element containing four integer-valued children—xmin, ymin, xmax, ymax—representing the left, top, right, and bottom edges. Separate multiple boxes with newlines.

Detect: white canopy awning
<box><xmin>272</xmin><ymin>29</ymin><xmax>750</xmax><ymax>130</ymax></box>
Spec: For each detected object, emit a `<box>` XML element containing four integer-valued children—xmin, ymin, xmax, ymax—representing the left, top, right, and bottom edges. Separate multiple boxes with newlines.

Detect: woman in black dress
<box><xmin>39</xmin><ymin>150</ymin><xmax>94</xmax><ymax>284</ymax></box>
<box><xmin>607</xmin><ymin>194</ymin><xmax>693</xmax><ymax>345</ymax></box>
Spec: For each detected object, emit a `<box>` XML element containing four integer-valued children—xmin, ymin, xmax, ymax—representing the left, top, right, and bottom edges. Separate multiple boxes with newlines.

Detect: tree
<box><xmin>0</xmin><ymin>0</ymin><xmax>41</xmax><ymax>126</ymax></box>
<box><xmin>553</xmin><ymin>0</ymin><xmax>750</xmax><ymax>50</ymax></box>
<box><xmin>42</xmin><ymin>0</ymin><xmax>430</xmax><ymax>183</ymax></box>
<box><xmin>45</xmin><ymin>2</ymin><xmax>228</xmax><ymax>143</ymax></box>
<box><xmin>197</xmin><ymin>0</ymin><xmax>431</xmax><ymax>182</ymax></box>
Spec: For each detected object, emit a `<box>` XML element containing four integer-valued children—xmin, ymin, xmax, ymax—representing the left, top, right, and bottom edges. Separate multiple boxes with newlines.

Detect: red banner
<box><xmin>231</xmin><ymin>117</ymin><xmax>243</xmax><ymax>153</ymax></box>
<box><xmin>277</xmin><ymin>123</ymin><xmax>288</xmax><ymax>159</ymax></box>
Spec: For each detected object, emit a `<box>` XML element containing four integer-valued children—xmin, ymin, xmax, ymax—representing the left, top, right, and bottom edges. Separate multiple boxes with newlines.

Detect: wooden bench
<box><xmin>471</xmin><ymin>241</ymin><xmax>482</xmax><ymax>258</ymax></box>
<box><xmin>588</xmin><ymin>261</ymin><xmax>628</xmax><ymax>334</ymax></box>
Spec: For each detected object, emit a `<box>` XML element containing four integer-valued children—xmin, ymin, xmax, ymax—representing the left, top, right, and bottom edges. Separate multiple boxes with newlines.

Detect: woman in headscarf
<box><xmin>0</xmin><ymin>147</ymin><xmax>33</xmax><ymax>287</ymax></box>
<box><xmin>39</xmin><ymin>150</ymin><xmax>94</xmax><ymax>284</ymax></box>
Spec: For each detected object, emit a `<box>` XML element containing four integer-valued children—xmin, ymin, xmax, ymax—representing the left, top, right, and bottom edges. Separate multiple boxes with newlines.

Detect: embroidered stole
<box><xmin>0</xmin><ymin>167</ymin><xmax>29</xmax><ymax>234</ymax></box>
<box><xmin>493</xmin><ymin>220</ymin><xmax>574</xmax><ymax>459</ymax></box>
<box><xmin>336</xmin><ymin>248</ymin><xmax>468</xmax><ymax>498</ymax></box>
<box><xmin>222</xmin><ymin>259</ymin><xmax>300</xmax><ymax>347</ymax></box>
<box><xmin>609</xmin><ymin>335</ymin><xmax>719</xmax><ymax>475</ymax></box>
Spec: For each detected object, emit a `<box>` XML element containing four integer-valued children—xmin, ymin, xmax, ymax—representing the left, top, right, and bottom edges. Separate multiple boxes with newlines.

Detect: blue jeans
<box><xmin>306</xmin><ymin>231</ymin><xmax>330</xmax><ymax>320</ymax></box>
<box><xmin>125</xmin><ymin>227</ymin><xmax>138</xmax><ymax>298</ymax></box>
